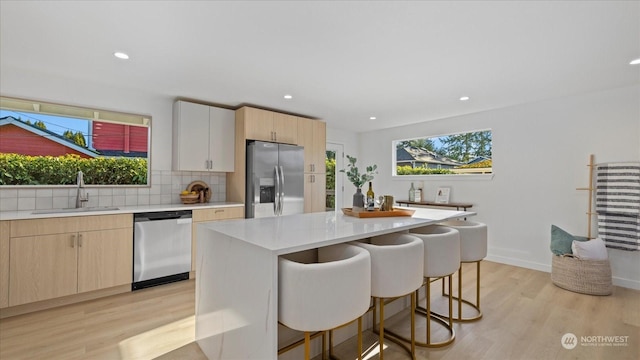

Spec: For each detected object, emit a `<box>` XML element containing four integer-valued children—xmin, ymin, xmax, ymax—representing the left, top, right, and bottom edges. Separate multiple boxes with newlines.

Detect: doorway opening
<box><xmin>325</xmin><ymin>143</ymin><xmax>343</xmax><ymax>211</ymax></box>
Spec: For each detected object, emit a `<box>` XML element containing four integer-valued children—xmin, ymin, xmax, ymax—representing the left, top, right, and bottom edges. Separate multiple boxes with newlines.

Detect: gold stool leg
<box><xmin>476</xmin><ymin>261</ymin><xmax>481</xmax><ymax>311</ymax></box>
<box><xmin>379</xmin><ymin>297</ymin><xmax>385</xmax><ymax>360</ymax></box>
<box><xmin>322</xmin><ymin>332</ymin><xmax>326</xmax><ymax>360</ymax></box>
<box><xmin>411</xmin><ymin>292</ymin><xmax>416</xmax><ymax>358</ymax></box>
<box><xmin>448</xmin><ymin>275</ymin><xmax>453</xmax><ymax>329</ymax></box>
<box><xmin>373</xmin><ymin>297</ymin><xmax>378</xmax><ymax>330</ymax></box>
<box><xmin>329</xmin><ymin>330</ymin><xmax>333</xmax><ymax>359</ymax></box>
<box><xmin>358</xmin><ymin>317</ymin><xmax>363</xmax><ymax>360</ymax></box>
<box><xmin>426</xmin><ymin>276</ymin><xmax>431</xmax><ymax>345</ymax></box>
<box><xmin>458</xmin><ymin>265</ymin><xmax>463</xmax><ymax>321</ymax></box>
<box><xmin>304</xmin><ymin>332</ymin><xmax>311</xmax><ymax>360</ymax></box>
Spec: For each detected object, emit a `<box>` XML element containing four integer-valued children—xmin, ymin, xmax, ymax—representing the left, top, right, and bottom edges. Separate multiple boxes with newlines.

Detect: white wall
<box><xmin>357</xmin><ymin>85</ymin><xmax>640</xmax><ymax>289</ymax></box>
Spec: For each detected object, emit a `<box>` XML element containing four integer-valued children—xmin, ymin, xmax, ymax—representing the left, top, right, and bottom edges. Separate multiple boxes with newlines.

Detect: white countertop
<box><xmin>0</xmin><ymin>202</ymin><xmax>244</xmax><ymax>220</ymax></box>
<box><xmin>198</xmin><ymin>207</ymin><xmax>474</xmax><ymax>255</ymax></box>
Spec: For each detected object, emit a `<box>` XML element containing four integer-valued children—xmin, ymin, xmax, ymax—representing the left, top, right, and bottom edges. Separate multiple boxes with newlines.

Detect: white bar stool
<box><xmin>409</xmin><ymin>225</ymin><xmax>460</xmax><ymax>347</ymax></box>
<box><xmin>354</xmin><ymin>233</ymin><xmax>424</xmax><ymax>359</ymax></box>
<box><xmin>278</xmin><ymin>243</ymin><xmax>371</xmax><ymax>360</ymax></box>
<box><xmin>439</xmin><ymin>219</ymin><xmax>487</xmax><ymax>322</ymax></box>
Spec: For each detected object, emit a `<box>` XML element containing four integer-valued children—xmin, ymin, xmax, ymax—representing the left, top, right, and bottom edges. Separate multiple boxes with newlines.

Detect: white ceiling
<box><xmin>1</xmin><ymin>1</ymin><xmax>639</xmax><ymax>132</ymax></box>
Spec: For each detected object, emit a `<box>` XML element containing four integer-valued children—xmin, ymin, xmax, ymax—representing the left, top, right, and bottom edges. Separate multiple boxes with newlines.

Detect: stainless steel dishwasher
<box><xmin>133</xmin><ymin>210</ymin><xmax>192</xmax><ymax>290</ymax></box>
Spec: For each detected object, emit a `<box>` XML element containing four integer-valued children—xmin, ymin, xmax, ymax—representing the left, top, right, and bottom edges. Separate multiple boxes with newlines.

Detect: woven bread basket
<box><xmin>180</xmin><ymin>193</ymin><xmax>200</xmax><ymax>204</ymax></box>
<box><xmin>551</xmin><ymin>255</ymin><xmax>612</xmax><ymax>295</ymax></box>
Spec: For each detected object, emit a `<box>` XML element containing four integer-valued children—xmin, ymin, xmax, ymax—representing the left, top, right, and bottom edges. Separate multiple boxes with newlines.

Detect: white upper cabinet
<box><xmin>173</xmin><ymin>101</ymin><xmax>235</xmax><ymax>172</ymax></box>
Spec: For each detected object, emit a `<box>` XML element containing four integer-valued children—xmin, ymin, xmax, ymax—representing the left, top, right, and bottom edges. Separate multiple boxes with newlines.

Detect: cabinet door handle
<box><xmin>70</xmin><ymin>234</ymin><xmax>76</xmax><ymax>248</ymax></box>
<box><xmin>215</xmin><ymin>209</ymin><xmax>224</xmax><ymax>214</ymax></box>
<box><xmin>78</xmin><ymin>233</ymin><xmax>83</xmax><ymax>247</ymax></box>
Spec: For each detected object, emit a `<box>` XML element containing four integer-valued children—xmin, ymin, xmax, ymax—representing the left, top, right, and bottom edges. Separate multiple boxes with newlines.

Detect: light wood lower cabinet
<box><xmin>7</xmin><ymin>214</ymin><xmax>132</xmax><ymax>307</ymax></box>
<box><xmin>9</xmin><ymin>233</ymin><xmax>78</xmax><ymax>305</ymax></box>
<box><xmin>1</xmin><ymin>221</ymin><xmax>11</xmax><ymax>308</ymax></box>
<box><xmin>191</xmin><ymin>206</ymin><xmax>244</xmax><ymax>273</ymax></box>
<box><xmin>77</xmin><ymin>228</ymin><xmax>133</xmax><ymax>293</ymax></box>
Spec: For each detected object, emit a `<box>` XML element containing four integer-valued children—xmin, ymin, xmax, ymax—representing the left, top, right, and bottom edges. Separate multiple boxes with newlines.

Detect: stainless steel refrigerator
<box><xmin>246</xmin><ymin>141</ymin><xmax>304</xmax><ymax>218</ymax></box>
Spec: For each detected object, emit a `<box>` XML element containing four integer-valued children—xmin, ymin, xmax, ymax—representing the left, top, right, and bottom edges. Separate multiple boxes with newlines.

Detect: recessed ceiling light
<box><xmin>283</xmin><ymin>94</ymin><xmax>293</xmax><ymax>100</ymax></box>
<box><xmin>114</xmin><ymin>52</ymin><xmax>129</xmax><ymax>60</ymax></box>
<box><xmin>459</xmin><ymin>96</ymin><xmax>470</xmax><ymax>101</ymax></box>
<box><xmin>630</xmin><ymin>58</ymin><xmax>640</xmax><ymax>65</ymax></box>
<box><xmin>369</xmin><ymin>116</ymin><xmax>376</xmax><ymax>120</ymax></box>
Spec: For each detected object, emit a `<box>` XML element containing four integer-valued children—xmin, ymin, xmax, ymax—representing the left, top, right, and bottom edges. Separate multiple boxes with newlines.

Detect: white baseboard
<box><xmin>610</xmin><ymin>277</ymin><xmax>640</xmax><ymax>290</ymax></box>
<box><xmin>485</xmin><ymin>254</ymin><xmax>640</xmax><ymax>291</ymax></box>
<box><xmin>485</xmin><ymin>254</ymin><xmax>550</xmax><ymax>273</ymax></box>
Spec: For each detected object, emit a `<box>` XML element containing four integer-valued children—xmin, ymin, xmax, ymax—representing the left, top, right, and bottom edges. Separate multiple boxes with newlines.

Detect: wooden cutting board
<box><xmin>341</xmin><ymin>208</ymin><xmax>415</xmax><ymax>218</ymax></box>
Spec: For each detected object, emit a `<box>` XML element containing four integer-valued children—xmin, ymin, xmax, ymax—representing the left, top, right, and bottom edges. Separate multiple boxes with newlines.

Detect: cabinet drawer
<box><xmin>193</xmin><ymin>207</ymin><xmax>244</xmax><ymax>222</ymax></box>
<box><xmin>10</xmin><ymin>214</ymin><xmax>132</xmax><ymax>237</ymax></box>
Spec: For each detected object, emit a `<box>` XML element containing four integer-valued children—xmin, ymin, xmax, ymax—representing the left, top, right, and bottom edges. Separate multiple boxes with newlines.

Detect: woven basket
<box><xmin>551</xmin><ymin>255</ymin><xmax>612</xmax><ymax>295</ymax></box>
<box><xmin>180</xmin><ymin>194</ymin><xmax>200</xmax><ymax>204</ymax></box>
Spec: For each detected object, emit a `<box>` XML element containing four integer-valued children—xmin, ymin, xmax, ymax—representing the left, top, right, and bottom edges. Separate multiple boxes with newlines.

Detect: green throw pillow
<box><xmin>550</xmin><ymin>225</ymin><xmax>589</xmax><ymax>255</ymax></box>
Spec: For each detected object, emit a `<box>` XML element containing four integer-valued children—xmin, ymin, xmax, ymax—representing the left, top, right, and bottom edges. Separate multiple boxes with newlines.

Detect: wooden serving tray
<box><xmin>341</xmin><ymin>208</ymin><xmax>415</xmax><ymax>218</ymax></box>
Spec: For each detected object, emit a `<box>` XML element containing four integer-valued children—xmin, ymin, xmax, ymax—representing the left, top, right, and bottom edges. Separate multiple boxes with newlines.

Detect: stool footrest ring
<box><xmin>434</xmin><ymin>294</ymin><xmax>483</xmax><ymax>322</ymax></box>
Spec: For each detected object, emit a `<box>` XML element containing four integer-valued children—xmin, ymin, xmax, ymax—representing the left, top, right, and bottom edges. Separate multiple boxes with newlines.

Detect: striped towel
<box><xmin>595</xmin><ymin>163</ymin><xmax>640</xmax><ymax>251</ymax></box>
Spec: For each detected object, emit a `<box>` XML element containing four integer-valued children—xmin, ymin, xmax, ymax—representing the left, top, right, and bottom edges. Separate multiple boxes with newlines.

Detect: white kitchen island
<box><xmin>195</xmin><ymin>208</ymin><xmax>474</xmax><ymax>359</ymax></box>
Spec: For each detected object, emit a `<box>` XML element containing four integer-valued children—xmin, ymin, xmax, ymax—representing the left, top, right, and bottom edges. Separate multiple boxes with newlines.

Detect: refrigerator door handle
<box><xmin>279</xmin><ymin>165</ymin><xmax>285</xmax><ymax>215</ymax></box>
<box><xmin>274</xmin><ymin>166</ymin><xmax>280</xmax><ymax>215</ymax></box>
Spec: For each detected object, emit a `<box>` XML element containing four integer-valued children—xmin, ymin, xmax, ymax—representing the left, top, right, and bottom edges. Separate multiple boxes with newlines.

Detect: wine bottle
<box><xmin>366</xmin><ymin>182</ymin><xmax>375</xmax><ymax>210</ymax></box>
<box><xmin>409</xmin><ymin>182</ymin><xmax>415</xmax><ymax>202</ymax></box>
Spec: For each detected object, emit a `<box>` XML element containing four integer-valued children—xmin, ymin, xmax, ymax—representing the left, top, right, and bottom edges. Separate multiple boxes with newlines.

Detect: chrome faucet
<box><xmin>75</xmin><ymin>170</ymin><xmax>89</xmax><ymax>208</ymax></box>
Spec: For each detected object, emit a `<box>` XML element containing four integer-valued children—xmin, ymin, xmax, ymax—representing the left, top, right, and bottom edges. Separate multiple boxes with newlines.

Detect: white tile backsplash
<box><xmin>35</xmin><ymin>189</ymin><xmax>53</xmax><ymax>197</ymax></box>
<box><xmin>52</xmin><ymin>196</ymin><xmax>69</xmax><ymax>209</ymax></box>
<box><xmin>18</xmin><ymin>189</ymin><xmax>36</xmax><ymax>197</ymax></box>
<box><xmin>35</xmin><ymin>196</ymin><xmax>53</xmax><ymax>210</ymax></box>
<box><xmin>0</xmin><ymin>171</ymin><xmax>227</xmax><ymax>212</ymax></box>
<box><xmin>99</xmin><ymin>196</ymin><xmax>113</xmax><ymax>207</ymax></box>
<box><xmin>0</xmin><ymin>189</ymin><xmax>18</xmax><ymax>199</ymax></box>
<box><xmin>17</xmin><ymin>197</ymin><xmax>36</xmax><ymax>211</ymax></box>
<box><xmin>112</xmin><ymin>195</ymin><xmax>126</xmax><ymax>206</ymax></box>
<box><xmin>0</xmin><ymin>198</ymin><xmax>17</xmax><ymax>212</ymax></box>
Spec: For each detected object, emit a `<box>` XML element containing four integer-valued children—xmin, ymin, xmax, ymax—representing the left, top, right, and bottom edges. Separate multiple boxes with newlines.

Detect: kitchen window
<box><xmin>0</xmin><ymin>96</ymin><xmax>150</xmax><ymax>186</ymax></box>
<box><xmin>393</xmin><ymin>129</ymin><xmax>492</xmax><ymax>178</ymax></box>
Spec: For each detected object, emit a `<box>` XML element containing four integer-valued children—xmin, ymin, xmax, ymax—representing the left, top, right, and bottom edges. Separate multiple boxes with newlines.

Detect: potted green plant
<box><xmin>340</xmin><ymin>155</ymin><xmax>377</xmax><ymax>209</ymax></box>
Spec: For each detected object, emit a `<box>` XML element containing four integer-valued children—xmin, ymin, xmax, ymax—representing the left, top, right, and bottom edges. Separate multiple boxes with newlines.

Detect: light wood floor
<box><xmin>0</xmin><ymin>261</ymin><xmax>638</xmax><ymax>360</ymax></box>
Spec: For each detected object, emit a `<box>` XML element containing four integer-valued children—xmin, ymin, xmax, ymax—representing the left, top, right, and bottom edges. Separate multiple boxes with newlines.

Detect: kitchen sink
<box><xmin>32</xmin><ymin>206</ymin><xmax>120</xmax><ymax>214</ymax></box>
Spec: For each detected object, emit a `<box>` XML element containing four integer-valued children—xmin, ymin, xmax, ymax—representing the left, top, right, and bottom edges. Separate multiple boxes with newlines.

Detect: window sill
<box><xmin>392</xmin><ymin>174</ymin><xmax>494</xmax><ymax>181</ymax></box>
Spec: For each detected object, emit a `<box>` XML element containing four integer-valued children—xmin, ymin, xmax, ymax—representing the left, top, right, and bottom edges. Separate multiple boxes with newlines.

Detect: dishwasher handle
<box><xmin>134</xmin><ymin>210</ymin><xmax>192</xmax><ymax>222</ymax></box>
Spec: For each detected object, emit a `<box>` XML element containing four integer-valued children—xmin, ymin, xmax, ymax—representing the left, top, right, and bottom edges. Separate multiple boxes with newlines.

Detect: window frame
<box><xmin>0</xmin><ymin>96</ymin><xmax>152</xmax><ymax>188</ymax></box>
<box><xmin>391</xmin><ymin>128</ymin><xmax>494</xmax><ymax>181</ymax></box>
